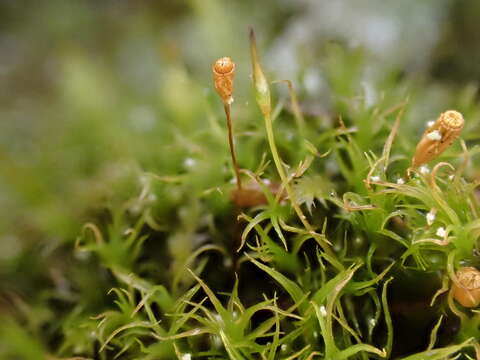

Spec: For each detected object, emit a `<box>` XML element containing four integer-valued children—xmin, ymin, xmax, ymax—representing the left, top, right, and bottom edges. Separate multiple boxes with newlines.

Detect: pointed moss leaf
<box><xmin>382</xmin><ymin>278</ymin><xmax>394</xmax><ymax>358</ymax></box>
<box><xmin>100</xmin><ymin>321</ymin><xmax>153</xmax><ymax>352</ymax></box>
<box><xmin>247</xmin><ymin>255</ymin><xmax>305</xmax><ymax>308</ymax></box>
<box><xmin>398</xmin><ymin>339</ymin><xmax>473</xmax><ymax>360</ymax></box>
<box><xmin>337</xmin><ymin>344</ymin><xmax>386</xmax><ymax>359</ymax></box>
<box><xmin>239</xmin><ymin>212</ymin><xmax>271</xmax><ymax>252</ymax></box>
<box><xmin>188</xmin><ymin>269</ymin><xmax>230</xmax><ymax>321</ymax></box>
<box><xmin>427</xmin><ymin>315</ymin><xmax>444</xmax><ymax>351</ymax></box>
<box><xmin>346</xmin><ymin>262</ymin><xmax>394</xmax><ymax>293</ymax></box>
<box><xmin>237</xmin><ymin>298</ymin><xmax>274</xmax><ymax>332</ymax></box>
<box><xmin>312</xmin><ymin>263</ymin><xmax>362</xmax><ymax>305</ymax></box>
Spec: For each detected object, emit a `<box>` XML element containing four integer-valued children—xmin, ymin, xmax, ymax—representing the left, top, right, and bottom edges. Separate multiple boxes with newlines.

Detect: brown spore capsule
<box><xmin>412</xmin><ymin>110</ymin><xmax>464</xmax><ymax>168</ymax></box>
<box><xmin>212</xmin><ymin>56</ymin><xmax>235</xmax><ymax>105</ymax></box>
<box><xmin>214</xmin><ymin>57</ymin><xmax>235</xmax><ymax>74</ymax></box>
<box><xmin>438</xmin><ymin>110</ymin><xmax>464</xmax><ymax>131</ymax></box>
<box><xmin>452</xmin><ymin>266</ymin><xmax>480</xmax><ymax>308</ymax></box>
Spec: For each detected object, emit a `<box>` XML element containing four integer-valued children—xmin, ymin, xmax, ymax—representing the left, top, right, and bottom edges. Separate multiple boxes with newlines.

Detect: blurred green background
<box><xmin>1</xmin><ymin>0</ymin><xmax>480</xmax><ymax>358</ymax></box>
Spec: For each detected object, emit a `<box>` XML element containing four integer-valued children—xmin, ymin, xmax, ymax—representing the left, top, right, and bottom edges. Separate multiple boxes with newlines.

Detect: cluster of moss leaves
<box><xmin>2</xmin><ymin>3</ymin><xmax>480</xmax><ymax>360</ymax></box>
<box><xmin>53</xmin><ymin>37</ymin><xmax>480</xmax><ymax>358</ymax></box>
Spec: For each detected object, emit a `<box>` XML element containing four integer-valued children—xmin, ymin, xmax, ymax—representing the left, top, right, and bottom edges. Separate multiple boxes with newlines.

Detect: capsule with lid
<box><xmin>212</xmin><ymin>57</ymin><xmax>235</xmax><ymax>105</ymax></box>
<box><xmin>412</xmin><ymin>110</ymin><xmax>464</xmax><ymax>168</ymax></box>
<box><xmin>213</xmin><ymin>57</ymin><xmax>235</xmax><ymax>74</ymax></box>
<box><xmin>451</xmin><ymin>266</ymin><xmax>480</xmax><ymax>308</ymax></box>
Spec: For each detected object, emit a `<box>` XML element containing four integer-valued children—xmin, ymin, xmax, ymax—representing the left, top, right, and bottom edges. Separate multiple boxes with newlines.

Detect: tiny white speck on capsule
<box><xmin>426</xmin><ymin>130</ymin><xmax>442</xmax><ymax>141</ymax></box>
<box><xmin>419</xmin><ymin>166</ymin><xmax>430</xmax><ymax>174</ymax></box>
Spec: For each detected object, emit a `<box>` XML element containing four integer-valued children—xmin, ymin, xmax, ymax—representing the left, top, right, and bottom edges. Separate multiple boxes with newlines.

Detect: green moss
<box><xmin>2</xmin><ymin>2</ymin><xmax>480</xmax><ymax>359</ymax></box>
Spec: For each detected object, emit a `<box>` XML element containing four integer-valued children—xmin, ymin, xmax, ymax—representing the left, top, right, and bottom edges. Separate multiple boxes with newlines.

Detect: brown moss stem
<box><xmin>224</xmin><ymin>103</ymin><xmax>242</xmax><ymax>190</ymax></box>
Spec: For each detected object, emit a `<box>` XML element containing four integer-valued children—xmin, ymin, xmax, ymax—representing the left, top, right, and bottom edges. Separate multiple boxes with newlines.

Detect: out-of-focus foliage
<box><xmin>1</xmin><ymin>0</ymin><xmax>480</xmax><ymax>359</ymax></box>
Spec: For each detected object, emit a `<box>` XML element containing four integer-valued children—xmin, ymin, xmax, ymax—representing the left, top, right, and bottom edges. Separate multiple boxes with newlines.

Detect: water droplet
<box><xmin>183</xmin><ymin>158</ymin><xmax>197</xmax><ymax>169</ymax></box>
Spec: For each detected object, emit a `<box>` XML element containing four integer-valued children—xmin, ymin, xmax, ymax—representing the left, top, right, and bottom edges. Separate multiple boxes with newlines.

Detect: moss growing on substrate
<box><xmin>2</xmin><ymin>10</ymin><xmax>480</xmax><ymax>360</ymax></box>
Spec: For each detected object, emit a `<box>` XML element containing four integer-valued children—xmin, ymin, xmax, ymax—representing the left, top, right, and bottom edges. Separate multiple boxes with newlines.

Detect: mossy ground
<box><xmin>1</xmin><ymin>2</ymin><xmax>480</xmax><ymax>359</ymax></box>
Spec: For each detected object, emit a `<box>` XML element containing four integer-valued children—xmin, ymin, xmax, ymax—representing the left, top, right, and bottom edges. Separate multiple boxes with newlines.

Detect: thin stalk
<box><xmin>212</xmin><ymin>56</ymin><xmax>242</xmax><ymax>191</ymax></box>
<box><xmin>264</xmin><ymin>111</ymin><xmax>308</xmax><ymax>229</ymax></box>
<box><xmin>224</xmin><ymin>103</ymin><xmax>242</xmax><ymax>190</ymax></box>
<box><xmin>249</xmin><ymin>28</ymin><xmax>340</xmax><ymax>269</ymax></box>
